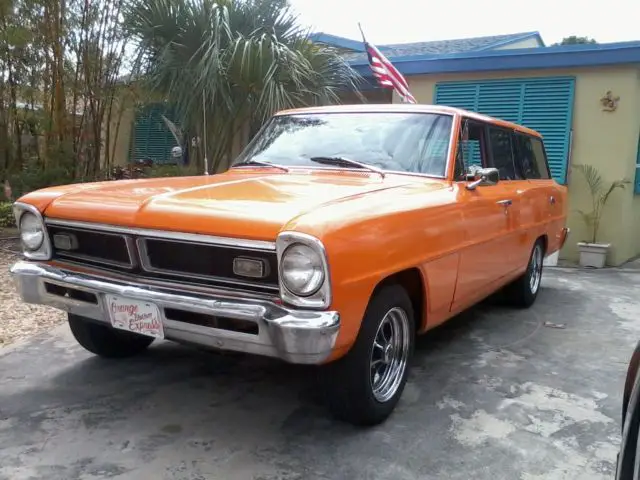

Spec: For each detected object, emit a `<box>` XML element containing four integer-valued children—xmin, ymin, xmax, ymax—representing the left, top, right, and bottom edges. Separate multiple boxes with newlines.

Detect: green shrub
<box><xmin>0</xmin><ymin>202</ymin><xmax>14</xmax><ymax>228</ymax></box>
<box><xmin>147</xmin><ymin>164</ymin><xmax>201</xmax><ymax>178</ymax></box>
<box><xmin>2</xmin><ymin>165</ymin><xmax>78</xmax><ymax>200</ymax></box>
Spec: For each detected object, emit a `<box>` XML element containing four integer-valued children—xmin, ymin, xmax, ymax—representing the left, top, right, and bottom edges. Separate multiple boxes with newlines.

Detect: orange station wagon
<box><xmin>10</xmin><ymin>104</ymin><xmax>569</xmax><ymax>425</ymax></box>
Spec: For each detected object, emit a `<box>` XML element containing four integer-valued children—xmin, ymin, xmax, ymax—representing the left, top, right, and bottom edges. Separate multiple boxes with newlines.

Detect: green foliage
<box><xmin>125</xmin><ymin>0</ymin><xmax>363</xmax><ymax>174</ymax></box>
<box><xmin>0</xmin><ymin>202</ymin><xmax>14</xmax><ymax>228</ymax></box>
<box><xmin>575</xmin><ymin>164</ymin><xmax>630</xmax><ymax>244</ymax></box>
<box><xmin>1</xmin><ymin>164</ymin><xmax>78</xmax><ymax>200</ymax></box>
<box><xmin>554</xmin><ymin>36</ymin><xmax>597</xmax><ymax>46</ymax></box>
<box><xmin>1</xmin><ymin>0</ymin><xmax>136</xmax><ymax>177</ymax></box>
<box><xmin>146</xmin><ymin>164</ymin><xmax>201</xmax><ymax>178</ymax></box>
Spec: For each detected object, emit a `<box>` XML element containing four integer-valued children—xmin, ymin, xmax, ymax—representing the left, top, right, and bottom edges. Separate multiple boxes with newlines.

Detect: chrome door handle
<box><xmin>496</xmin><ymin>199</ymin><xmax>512</xmax><ymax>206</ymax></box>
<box><xmin>549</xmin><ymin>196</ymin><xmax>556</xmax><ymax>205</ymax></box>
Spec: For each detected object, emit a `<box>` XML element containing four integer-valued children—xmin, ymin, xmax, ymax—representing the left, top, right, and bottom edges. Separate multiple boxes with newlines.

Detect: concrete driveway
<box><xmin>1</xmin><ymin>267</ymin><xmax>638</xmax><ymax>480</ymax></box>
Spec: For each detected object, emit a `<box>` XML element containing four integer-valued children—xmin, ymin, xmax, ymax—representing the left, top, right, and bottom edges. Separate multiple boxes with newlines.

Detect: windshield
<box><xmin>234</xmin><ymin>112</ymin><xmax>454</xmax><ymax>177</ymax></box>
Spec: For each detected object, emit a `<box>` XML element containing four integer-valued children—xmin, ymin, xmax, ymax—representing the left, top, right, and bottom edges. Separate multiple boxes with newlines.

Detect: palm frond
<box><xmin>124</xmin><ymin>0</ymin><xmax>363</xmax><ymax>172</ymax></box>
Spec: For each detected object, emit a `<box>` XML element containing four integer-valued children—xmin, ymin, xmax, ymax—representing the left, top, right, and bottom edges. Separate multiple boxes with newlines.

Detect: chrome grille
<box><xmin>46</xmin><ymin>221</ymin><xmax>278</xmax><ymax>292</ymax></box>
<box><xmin>48</xmin><ymin>225</ymin><xmax>135</xmax><ymax>269</ymax></box>
<box><xmin>138</xmin><ymin>238</ymin><xmax>278</xmax><ymax>287</ymax></box>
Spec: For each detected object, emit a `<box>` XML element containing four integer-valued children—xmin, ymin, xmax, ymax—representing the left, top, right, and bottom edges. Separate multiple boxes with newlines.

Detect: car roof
<box><xmin>275</xmin><ymin>103</ymin><xmax>542</xmax><ymax>138</ymax></box>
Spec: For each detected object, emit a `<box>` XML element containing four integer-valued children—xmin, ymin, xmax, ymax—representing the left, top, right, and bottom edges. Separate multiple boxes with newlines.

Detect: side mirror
<box><xmin>465</xmin><ymin>167</ymin><xmax>500</xmax><ymax>190</ymax></box>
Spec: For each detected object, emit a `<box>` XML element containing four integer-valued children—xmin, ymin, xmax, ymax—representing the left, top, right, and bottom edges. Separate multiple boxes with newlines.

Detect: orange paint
<box><xmin>17</xmin><ymin>104</ymin><xmax>568</xmax><ymax>362</ymax></box>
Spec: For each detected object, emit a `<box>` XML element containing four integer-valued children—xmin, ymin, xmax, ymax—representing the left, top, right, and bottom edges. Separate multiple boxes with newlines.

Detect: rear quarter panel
<box><xmin>542</xmin><ymin>180</ymin><xmax>569</xmax><ymax>255</ymax></box>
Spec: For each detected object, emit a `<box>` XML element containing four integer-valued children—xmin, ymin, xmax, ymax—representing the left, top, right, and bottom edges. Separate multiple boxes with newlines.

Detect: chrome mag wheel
<box><xmin>529</xmin><ymin>244</ymin><xmax>543</xmax><ymax>294</ymax></box>
<box><xmin>370</xmin><ymin>307</ymin><xmax>411</xmax><ymax>403</ymax></box>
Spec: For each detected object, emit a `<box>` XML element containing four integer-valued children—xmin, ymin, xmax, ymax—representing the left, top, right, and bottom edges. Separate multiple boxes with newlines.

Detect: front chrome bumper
<box><xmin>10</xmin><ymin>261</ymin><xmax>340</xmax><ymax>364</ymax></box>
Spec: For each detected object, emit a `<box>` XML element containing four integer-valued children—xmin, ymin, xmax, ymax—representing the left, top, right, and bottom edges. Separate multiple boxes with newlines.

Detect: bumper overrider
<box><xmin>10</xmin><ymin>261</ymin><xmax>340</xmax><ymax>364</ymax></box>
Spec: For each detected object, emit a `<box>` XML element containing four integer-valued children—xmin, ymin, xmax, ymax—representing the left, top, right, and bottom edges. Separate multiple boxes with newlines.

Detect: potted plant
<box><xmin>575</xmin><ymin>164</ymin><xmax>630</xmax><ymax>268</ymax></box>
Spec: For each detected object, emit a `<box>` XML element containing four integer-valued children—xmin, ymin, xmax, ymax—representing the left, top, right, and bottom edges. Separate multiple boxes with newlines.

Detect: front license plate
<box><xmin>105</xmin><ymin>295</ymin><xmax>164</xmax><ymax>339</ymax></box>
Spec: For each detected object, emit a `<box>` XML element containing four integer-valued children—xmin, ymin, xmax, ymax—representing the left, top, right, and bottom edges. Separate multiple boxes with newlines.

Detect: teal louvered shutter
<box><xmin>434</xmin><ymin>77</ymin><xmax>575</xmax><ymax>184</ymax></box>
<box><xmin>129</xmin><ymin>104</ymin><xmax>181</xmax><ymax>164</ymax></box>
<box><xmin>434</xmin><ymin>84</ymin><xmax>482</xmax><ymax>166</ymax></box>
<box><xmin>519</xmin><ymin>79</ymin><xmax>574</xmax><ymax>183</ymax></box>
<box><xmin>477</xmin><ymin>82</ymin><xmax>521</xmax><ymax>123</ymax></box>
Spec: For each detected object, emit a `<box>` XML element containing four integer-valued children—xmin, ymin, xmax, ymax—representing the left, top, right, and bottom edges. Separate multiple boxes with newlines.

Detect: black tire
<box><xmin>616</xmin><ymin>360</ymin><xmax>640</xmax><ymax>479</ymax></box>
<box><xmin>504</xmin><ymin>239</ymin><xmax>545</xmax><ymax>308</ymax></box>
<box><xmin>68</xmin><ymin>314</ymin><xmax>154</xmax><ymax>358</ymax></box>
<box><xmin>323</xmin><ymin>284</ymin><xmax>415</xmax><ymax>426</ymax></box>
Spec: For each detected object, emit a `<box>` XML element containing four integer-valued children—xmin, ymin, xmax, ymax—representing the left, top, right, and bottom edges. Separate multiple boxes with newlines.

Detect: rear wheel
<box><xmin>324</xmin><ymin>284</ymin><xmax>415</xmax><ymax>426</ymax></box>
<box><xmin>68</xmin><ymin>314</ymin><xmax>154</xmax><ymax>358</ymax></box>
<box><xmin>505</xmin><ymin>240</ymin><xmax>544</xmax><ymax>308</ymax></box>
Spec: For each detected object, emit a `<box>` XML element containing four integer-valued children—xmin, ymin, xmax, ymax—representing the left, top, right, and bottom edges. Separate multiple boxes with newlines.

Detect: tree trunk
<box><xmin>7</xmin><ymin>56</ymin><xmax>23</xmax><ymax>168</ymax></box>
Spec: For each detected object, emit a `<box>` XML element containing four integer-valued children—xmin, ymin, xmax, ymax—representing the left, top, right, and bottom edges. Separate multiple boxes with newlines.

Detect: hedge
<box><xmin>0</xmin><ymin>202</ymin><xmax>14</xmax><ymax>228</ymax></box>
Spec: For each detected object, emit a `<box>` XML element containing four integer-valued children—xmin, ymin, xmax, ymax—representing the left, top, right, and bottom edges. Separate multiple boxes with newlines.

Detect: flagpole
<box><xmin>357</xmin><ymin>22</ymin><xmax>366</xmax><ymax>43</ymax></box>
<box><xmin>202</xmin><ymin>92</ymin><xmax>209</xmax><ymax>176</ymax></box>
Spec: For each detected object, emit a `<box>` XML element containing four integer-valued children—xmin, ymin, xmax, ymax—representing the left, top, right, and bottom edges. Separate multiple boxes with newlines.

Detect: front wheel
<box><xmin>323</xmin><ymin>284</ymin><xmax>415</xmax><ymax>426</ymax></box>
<box><xmin>505</xmin><ymin>239</ymin><xmax>545</xmax><ymax>308</ymax></box>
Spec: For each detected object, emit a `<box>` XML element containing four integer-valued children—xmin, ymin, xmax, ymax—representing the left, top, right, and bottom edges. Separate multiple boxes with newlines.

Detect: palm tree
<box><xmin>125</xmin><ymin>0</ymin><xmax>363</xmax><ymax>173</ymax></box>
<box><xmin>575</xmin><ymin>164</ymin><xmax>630</xmax><ymax>244</ymax></box>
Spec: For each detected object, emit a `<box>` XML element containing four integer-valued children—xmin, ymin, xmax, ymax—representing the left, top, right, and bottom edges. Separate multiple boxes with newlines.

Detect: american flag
<box><xmin>365</xmin><ymin>41</ymin><xmax>417</xmax><ymax>104</ymax></box>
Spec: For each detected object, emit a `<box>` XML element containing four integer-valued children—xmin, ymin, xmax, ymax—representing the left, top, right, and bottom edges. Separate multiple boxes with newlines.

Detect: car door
<box><xmin>451</xmin><ymin>121</ymin><xmax>515</xmax><ymax>310</ymax></box>
<box><xmin>485</xmin><ymin>127</ymin><xmax>533</xmax><ymax>272</ymax></box>
<box><xmin>513</xmin><ymin>132</ymin><xmax>566</xmax><ymax>258</ymax></box>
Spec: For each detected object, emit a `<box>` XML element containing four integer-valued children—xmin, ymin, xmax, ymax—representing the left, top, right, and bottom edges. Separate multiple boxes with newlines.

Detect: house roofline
<box><xmin>475</xmin><ymin>31</ymin><xmax>545</xmax><ymax>50</ymax></box>
<box><xmin>348</xmin><ymin>41</ymin><xmax>640</xmax><ymax>75</ymax></box>
<box><xmin>309</xmin><ymin>33</ymin><xmax>363</xmax><ymax>51</ymax></box>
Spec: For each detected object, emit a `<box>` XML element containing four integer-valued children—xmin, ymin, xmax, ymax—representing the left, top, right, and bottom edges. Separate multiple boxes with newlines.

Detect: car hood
<box><xmin>35</xmin><ymin>169</ymin><xmax>440</xmax><ymax>240</ymax></box>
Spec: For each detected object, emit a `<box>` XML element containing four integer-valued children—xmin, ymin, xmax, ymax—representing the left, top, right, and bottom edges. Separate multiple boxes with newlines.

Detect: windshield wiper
<box><xmin>309</xmin><ymin>156</ymin><xmax>385</xmax><ymax>178</ymax></box>
<box><xmin>232</xmin><ymin>159</ymin><xmax>289</xmax><ymax>173</ymax></box>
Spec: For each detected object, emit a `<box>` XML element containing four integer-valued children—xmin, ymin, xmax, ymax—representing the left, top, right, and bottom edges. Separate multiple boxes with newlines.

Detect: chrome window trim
<box><xmin>45</xmin><ymin>219</ymin><xmax>276</xmax><ymax>251</ymax></box>
<box><xmin>13</xmin><ymin>202</ymin><xmax>52</xmax><ymax>261</ymax></box>
<box><xmin>276</xmin><ymin>231</ymin><xmax>331</xmax><ymax>309</ymax></box>
<box><xmin>48</xmin><ymin>225</ymin><xmax>136</xmax><ymax>269</ymax></box>
<box><xmin>444</xmin><ymin>114</ymin><xmax>458</xmax><ymax>181</ymax></box>
<box><xmin>136</xmin><ymin>238</ymin><xmax>279</xmax><ymax>292</ymax></box>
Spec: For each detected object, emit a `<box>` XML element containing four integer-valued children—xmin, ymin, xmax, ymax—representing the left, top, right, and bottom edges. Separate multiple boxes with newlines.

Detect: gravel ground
<box><xmin>0</xmin><ymin>232</ymin><xmax>66</xmax><ymax>348</ymax></box>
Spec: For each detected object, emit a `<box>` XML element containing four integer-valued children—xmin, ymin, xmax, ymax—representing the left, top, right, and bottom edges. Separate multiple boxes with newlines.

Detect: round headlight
<box><xmin>280</xmin><ymin>243</ymin><xmax>325</xmax><ymax>296</ymax></box>
<box><xmin>20</xmin><ymin>213</ymin><xmax>44</xmax><ymax>251</ymax></box>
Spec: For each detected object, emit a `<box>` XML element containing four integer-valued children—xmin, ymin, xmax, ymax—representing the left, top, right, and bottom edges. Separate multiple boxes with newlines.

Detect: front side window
<box><xmin>455</xmin><ymin>119</ymin><xmax>489</xmax><ymax>180</ymax></box>
<box><xmin>234</xmin><ymin>112</ymin><xmax>454</xmax><ymax>177</ymax></box>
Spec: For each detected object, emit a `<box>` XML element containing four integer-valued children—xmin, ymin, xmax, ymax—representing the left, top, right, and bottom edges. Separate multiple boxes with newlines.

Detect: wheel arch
<box><xmin>371</xmin><ymin>267</ymin><xmax>426</xmax><ymax>333</ymax></box>
<box><xmin>538</xmin><ymin>234</ymin><xmax>548</xmax><ymax>255</ymax></box>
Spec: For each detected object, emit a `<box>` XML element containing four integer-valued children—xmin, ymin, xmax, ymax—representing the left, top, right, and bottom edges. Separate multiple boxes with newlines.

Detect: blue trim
<box><xmin>348</xmin><ymin>41</ymin><xmax>640</xmax><ymax>75</ymax></box>
<box><xmin>308</xmin><ymin>33</ymin><xmax>363</xmax><ymax>52</ymax></box>
<box><xmin>475</xmin><ymin>31</ymin><xmax>545</xmax><ymax>50</ymax></box>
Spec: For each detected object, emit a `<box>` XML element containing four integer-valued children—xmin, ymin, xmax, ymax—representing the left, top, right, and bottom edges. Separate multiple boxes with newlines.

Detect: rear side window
<box><xmin>488</xmin><ymin>128</ymin><xmax>519</xmax><ymax>180</ymax></box>
<box><xmin>514</xmin><ymin>134</ymin><xmax>550</xmax><ymax>180</ymax></box>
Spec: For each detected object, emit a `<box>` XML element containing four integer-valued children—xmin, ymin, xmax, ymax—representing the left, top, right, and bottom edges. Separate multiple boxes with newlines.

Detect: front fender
<box><xmin>286</xmin><ymin>183</ymin><xmax>463</xmax><ymax>361</ymax></box>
